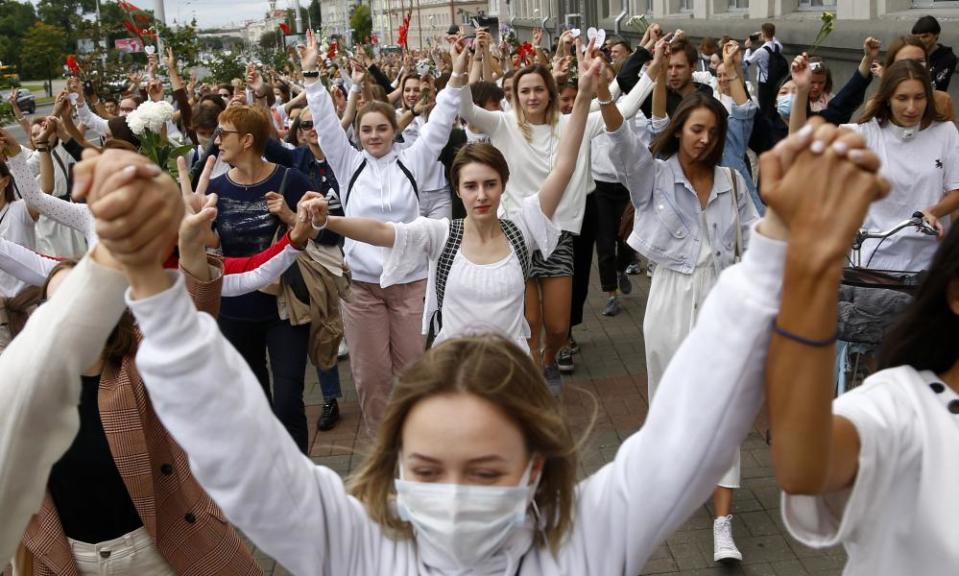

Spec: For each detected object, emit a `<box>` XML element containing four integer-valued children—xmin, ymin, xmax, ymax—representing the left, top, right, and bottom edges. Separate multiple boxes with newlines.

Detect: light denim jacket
<box><xmin>609</xmin><ymin>123</ymin><xmax>759</xmax><ymax>276</ymax></box>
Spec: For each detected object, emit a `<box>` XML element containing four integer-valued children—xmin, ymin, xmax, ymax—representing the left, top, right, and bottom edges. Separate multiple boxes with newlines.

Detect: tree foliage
<box><xmin>20</xmin><ymin>21</ymin><xmax>68</xmax><ymax>80</ymax></box>
<box><xmin>0</xmin><ymin>1</ymin><xmax>39</xmax><ymax>72</ymax></box>
<box><xmin>350</xmin><ymin>4</ymin><xmax>372</xmax><ymax>45</ymax></box>
<box><xmin>207</xmin><ymin>51</ymin><xmax>246</xmax><ymax>85</ymax></box>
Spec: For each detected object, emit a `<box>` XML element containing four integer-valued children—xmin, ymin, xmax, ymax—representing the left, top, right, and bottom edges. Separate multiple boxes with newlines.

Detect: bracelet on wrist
<box><xmin>303</xmin><ymin>70</ymin><xmax>320</xmax><ymax>78</ymax></box>
<box><xmin>596</xmin><ymin>96</ymin><xmax>615</xmax><ymax>106</ymax></box>
<box><xmin>450</xmin><ymin>71</ymin><xmax>466</xmax><ymax>79</ymax></box>
<box><xmin>311</xmin><ymin>218</ymin><xmax>328</xmax><ymax>231</ymax></box>
<box><xmin>770</xmin><ymin>320</ymin><xmax>838</xmax><ymax>348</ymax></box>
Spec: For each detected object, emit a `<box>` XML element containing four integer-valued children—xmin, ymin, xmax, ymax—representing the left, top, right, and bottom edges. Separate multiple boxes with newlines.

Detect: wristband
<box><xmin>36</xmin><ymin>147</ymin><xmax>50</xmax><ymax>153</ymax></box>
<box><xmin>771</xmin><ymin>320</ymin><xmax>838</xmax><ymax>348</ymax></box>
<box><xmin>451</xmin><ymin>71</ymin><xmax>466</xmax><ymax>79</ymax></box>
<box><xmin>349</xmin><ymin>83</ymin><xmax>362</xmax><ymax>95</ymax></box>
<box><xmin>303</xmin><ymin>70</ymin><xmax>320</xmax><ymax>78</ymax></box>
<box><xmin>311</xmin><ymin>218</ymin><xmax>328</xmax><ymax>231</ymax></box>
<box><xmin>596</xmin><ymin>96</ymin><xmax>615</xmax><ymax>106</ymax></box>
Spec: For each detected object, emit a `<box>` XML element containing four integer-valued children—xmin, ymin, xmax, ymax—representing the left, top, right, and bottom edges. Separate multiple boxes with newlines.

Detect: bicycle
<box><xmin>834</xmin><ymin>211</ymin><xmax>938</xmax><ymax>395</ymax></box>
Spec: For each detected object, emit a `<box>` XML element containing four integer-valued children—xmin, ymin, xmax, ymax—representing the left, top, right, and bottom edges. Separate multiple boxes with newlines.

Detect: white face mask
<box><xmin>395</xmin><ymin>457</ymin><xmax>539</xmax><ymax>570</ymax></box>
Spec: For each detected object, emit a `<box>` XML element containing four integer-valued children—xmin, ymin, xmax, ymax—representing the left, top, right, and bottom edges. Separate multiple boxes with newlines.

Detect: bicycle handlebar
<box><xmin>853</xmin><ymin>212</ymin><xmax>938</xmax><ymax>248</ymax></box>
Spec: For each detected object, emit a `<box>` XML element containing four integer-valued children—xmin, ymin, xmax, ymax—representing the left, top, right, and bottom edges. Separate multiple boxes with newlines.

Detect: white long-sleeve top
<box><xmin>75</xmin><ymin>101</ymin><xmax>111</xmax><ymax>138</ymax></box>
<box><xmin>0</xmin><ymin>236</ymin><xmax>58</xmax><ymax>286</ymax></box>
<box><xmin>127</xmin><ymin>222</ymin><xmax>786</xmax><ymax>576</ymax></box>
<box><xmin>7</xmin><ymin>152</ymin><xmax>98</xmax><ymax>248</ymax></box>
<box><xmin>305</xmin><ymin>80</ymin><xmax>464</xmax><ymax>284</ymax></box>
<box><xmin>0</xmin><ymin>255</ymin><xmax>129</xmax><ymax>563</ymax></box>
<box><xmin>459</xmin><ymin>75</ymin><xmax>654</xmax><ymax>234</ymax></box>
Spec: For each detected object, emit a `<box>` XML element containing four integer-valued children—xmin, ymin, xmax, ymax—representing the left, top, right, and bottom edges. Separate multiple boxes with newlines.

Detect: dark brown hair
<box><xmin>884</xmin><ymin>35</ymin><xmax>928</xmax><ymax>69</ymax></box>
<box><xmin>879</xmin><ymin>223</ymin><xmax>959</xmax><ymax>373</ymax></box>
<box><xmin>41</xmin><ymin>260</ymin><xmax>138</xmax><ymax>366</ymax></box>
<box><xmin>449</xmin><ymin>143</ymin><xmax>511</xmax><ymax>193</ymax></box>
<box><xmin>650</xmin><ymin>92</ymin><xmax>728</xmax><ymax>168</ymax></box>
<box><xmin>859</xmin><ymin>59</ymin><xmax>945</xmax><ymax>129</ymax></box>
<box><xmin>0</xmin><ymin>161</ymin><xmax>14</xmax><ymax>204</ymax></box>
<box><xmin>761</xmin><ymin>23</ymin><xmax>776</xmax><ymax>39</ymax></box>
<box><xmin>471</xmin><ymin>81</ymin><xmax>505</xmax><ymax>108</ymax></box>
<box><xmin>669</xmin><ymin>38</ymin><xmax>699</xmax><ymax>69</ymax></box>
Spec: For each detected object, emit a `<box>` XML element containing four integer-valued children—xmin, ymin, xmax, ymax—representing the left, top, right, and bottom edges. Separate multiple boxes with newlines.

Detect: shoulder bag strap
<box><xmin>345</xmin><ymin>159</ymin><xmax>368</xmax><ymax>208</ymax></box>
<box><xmin>499</xmin><ymin>219</ymin><xmax>530</xmax><ymax>280</ymax></box>
<box><xmin>728</xmin><ymin>167</ymin><xmax>743</xmax><ymax>261</ymax></box>
<box><xmin>395</xmin><ymin>159</ymin><xmax>419</xmax><ymax>199</ymax></box>
<box><xmin>429</xmin><ymin>219</ymin><xmax>464</xmax><ymax>338</ymax></box>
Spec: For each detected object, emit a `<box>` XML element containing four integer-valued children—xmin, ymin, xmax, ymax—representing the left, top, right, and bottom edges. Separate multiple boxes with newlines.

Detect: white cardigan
<box><xmin>126</xmin><ymin>223</ymin><xmax>786</xmax><ymax>576</ymax></box>
<box><xmin>305</xmin><ymin>80</ymin><xmax>464</xmax><ymax>284</ymax></box>
<box><xmin>0</xmin><ymin>255</ymin><xmax>129</xmax><ymax>562</ymax></box>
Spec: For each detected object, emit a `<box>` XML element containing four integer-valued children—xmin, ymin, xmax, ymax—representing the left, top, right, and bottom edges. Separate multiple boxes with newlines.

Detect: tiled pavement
<box><xmin>256</xmin><ymin>264</ymin><xmax>848</xmax><ymax>576</ymax></box>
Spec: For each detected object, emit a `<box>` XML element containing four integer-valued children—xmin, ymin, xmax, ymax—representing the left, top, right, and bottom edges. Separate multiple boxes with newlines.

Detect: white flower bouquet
<box><xmin>126</xmin><ymin>100</ymin><xmax>193</xmax><ymax>173</ymax></box>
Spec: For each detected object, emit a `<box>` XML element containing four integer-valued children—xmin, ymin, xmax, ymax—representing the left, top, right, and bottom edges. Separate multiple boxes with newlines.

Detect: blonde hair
<box><xmin>512</xmin><ymin>65</ymin><xmax>560</xmax><ymax>143</ymax></box>
<box><xmin>349</xmin><ymin>335</ymin><xmax>580</xmax><ymax>553</ymax></box>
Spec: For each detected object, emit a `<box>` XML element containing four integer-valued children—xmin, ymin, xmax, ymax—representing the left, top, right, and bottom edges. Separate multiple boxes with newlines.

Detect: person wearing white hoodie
<box><xmin>80</xmin><ymin>118</ymin><xmax>889</xmax><ymax>576</ymax></box>
<box><xmin>303</xmin><ymin>30</ymin><xmax>469</xmax><ymax>433</ymax></box>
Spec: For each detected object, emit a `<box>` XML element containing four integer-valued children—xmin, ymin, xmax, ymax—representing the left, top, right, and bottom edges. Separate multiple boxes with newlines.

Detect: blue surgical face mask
<box><xmin>776</xmin><ymin>93</ymin><xmax>793</xmax><ymax>119</ymax></box>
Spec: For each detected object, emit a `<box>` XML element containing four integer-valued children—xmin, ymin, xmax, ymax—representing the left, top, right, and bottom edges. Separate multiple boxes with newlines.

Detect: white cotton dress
<box><xmin>380</xmin><ymin>195</ymin><xmax>559</xmax><ymax>353</ymax></box>
<box><xmin>643</xmin><ymin>211</ymin><xmax>740</xmax><ymax>488</ymax></box>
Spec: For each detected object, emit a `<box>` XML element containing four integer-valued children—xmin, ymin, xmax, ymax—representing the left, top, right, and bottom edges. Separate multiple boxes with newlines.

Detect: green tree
<box><xmin>36</xmin><ymin>0</ymin><xmax>94</xmax><ymax>42</ymax></box>
<box><xmin>155</xmin><ymin>20</ymin><xmax>201</xmax><ymax>65</ymax></box>
<box><xmin>308</xmin><ymin>0</ymin><xmax>321</xmax><ymax>30</ymax></box>
<box><xmin>349</xmin><ymin>4</ymin><xmax>371</xmax><ymax>45</ymax></box>
<box><xmin>20</xmin><ymin>21</ymin><xmax>67</xmax><ymax>82</ymax></box>
<box><xmin>207</xmin><ymin>51</ymin><xmax>246</xmax><ymax>85</ymax></box>
<box><xmin>0</xmin><ymin>1</ymin><xmax>39</xmax><ymax>70</ymax></box>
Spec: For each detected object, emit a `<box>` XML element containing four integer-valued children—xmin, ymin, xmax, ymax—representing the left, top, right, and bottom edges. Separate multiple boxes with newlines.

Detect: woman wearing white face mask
<box><xmin>88</xmin><ymin>118</ymin><xmax>888</xmax><ymax>575</ymax></box>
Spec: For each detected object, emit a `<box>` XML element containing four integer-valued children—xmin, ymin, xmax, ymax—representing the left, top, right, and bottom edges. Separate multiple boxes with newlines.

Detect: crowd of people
<box><xmin>0</xmin><ymin>11</ymin><xmax>957</xmax><ymax>576</ymax></box>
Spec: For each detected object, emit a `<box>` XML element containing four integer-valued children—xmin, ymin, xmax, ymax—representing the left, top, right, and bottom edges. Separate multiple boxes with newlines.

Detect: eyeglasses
<box><xmin>298</xmin><ymin>120</ymin><xmax>315</xmax><ymax>130</ymax></box>
<box><xmin>217</xmin><ymin>127</ymin><xmax>241</xmax><ymax>137</ymax></box>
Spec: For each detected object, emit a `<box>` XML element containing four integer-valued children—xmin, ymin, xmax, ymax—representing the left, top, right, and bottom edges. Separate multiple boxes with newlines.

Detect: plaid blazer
<box><xmin>19</xmin><ymin>262</ymin><xmax>262</xmax><ymax>575</ymax></box>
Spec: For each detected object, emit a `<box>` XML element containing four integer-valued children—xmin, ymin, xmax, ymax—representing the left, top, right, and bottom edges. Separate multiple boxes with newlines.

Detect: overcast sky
<box><xmin>27</xmin><ymin>0</ymin><xmax>287</xmax><ymax>29</ymax></box>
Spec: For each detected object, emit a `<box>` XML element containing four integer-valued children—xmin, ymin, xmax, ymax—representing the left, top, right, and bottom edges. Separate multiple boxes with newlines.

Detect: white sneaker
<box><xmin>337</xmin><ymin>339</ymin><xmax>349</xmax><ymax>359</ymax></box>
<box><xmin>713</xmin><ymin>515</ymin><xmax>742</xmax><ymax>562</ymax></box>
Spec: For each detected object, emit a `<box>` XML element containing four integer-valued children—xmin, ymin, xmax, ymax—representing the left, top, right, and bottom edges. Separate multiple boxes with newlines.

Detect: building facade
<box><xmin>504</xmin><ymin>0</ymin><xmax>958</xmax><ymax>101</ymax></box>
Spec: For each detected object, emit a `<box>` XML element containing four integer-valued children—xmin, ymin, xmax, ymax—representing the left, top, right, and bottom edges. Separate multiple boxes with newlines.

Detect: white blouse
<box><xmin>380</xmin><ymin>195</ymin><xmax>559</xmax><ymax>351</ymax></box>
<box><xmin>782</xmin><ymin>366</ymin><xmax>959</xmax><ymax>575</ymax></box>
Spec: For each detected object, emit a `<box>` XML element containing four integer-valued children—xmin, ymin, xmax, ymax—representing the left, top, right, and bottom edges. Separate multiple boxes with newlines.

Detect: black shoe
<box><xmin>317</xmin><ymin>399</ymin><xmax>340</xmax><ymax>431</ymax></box>
<box><xmin>557</xmin><ymin>346</ymin><xmax>575</xmax><ymax>373</ymax></box>
<box><xmin>618</xmin><ymin>271</ymin><xmax>633</xmax><ymax>295</ymax></box>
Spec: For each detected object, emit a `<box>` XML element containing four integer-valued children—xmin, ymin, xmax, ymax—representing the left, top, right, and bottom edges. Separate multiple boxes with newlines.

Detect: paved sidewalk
<box><xmin>257</xmin><ymin>264</ymin><xmax>848</xmax><ymax>576</ymax></box>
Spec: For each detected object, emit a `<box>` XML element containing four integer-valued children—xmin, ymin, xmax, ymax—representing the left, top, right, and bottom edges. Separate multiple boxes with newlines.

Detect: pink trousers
<box><xmin>340</xmin><ymin>279</ymin><xmax>426</xmax><ymax>434</ymax></box>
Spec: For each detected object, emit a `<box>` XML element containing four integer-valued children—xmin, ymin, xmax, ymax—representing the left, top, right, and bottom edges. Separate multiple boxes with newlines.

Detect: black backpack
<box><xmin>763</xmin><ymin>44</ymin><xmax>789</xmax><ymax>87</ymax></box>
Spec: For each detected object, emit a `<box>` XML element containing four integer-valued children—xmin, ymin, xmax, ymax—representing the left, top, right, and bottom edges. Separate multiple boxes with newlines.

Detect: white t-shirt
<box><xmin>380</xmin><ymin>195</ymin><xmax>559</xmax><ymax>351</ymax></box>
<box><xmin>845</xmin><ymin>119</ymin><xmax>959</xmax><ymax>272</ymax></box>
<box><xmin>782</xmin><ymin>366</ymin><xmax>959</xmax><ymax>575</ymax></box>
<box><xmin>0</xmin><ymin>200</ymin><xmax>37</xmax><ymax>298</ymax></box>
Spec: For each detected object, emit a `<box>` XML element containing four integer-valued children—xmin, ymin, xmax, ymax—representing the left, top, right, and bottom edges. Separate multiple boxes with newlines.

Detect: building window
<box><xmin>913</xmin><ymin>0</ymin><xmax>959</xmax><ymax>5</ymax></box>
<box><xmin>798</xmin><ymin>0</ymin><xmax>837</xmax><ymax>7</ymax></box>
<box><xmin>680</xmin><ymin>0</ymin><xmax>694</xmax><ymax>11</ymax></box>
<box><xmin>728</xmin><ymin>0</ymin><xmax>748</xmax><ymax>8</ymax></box>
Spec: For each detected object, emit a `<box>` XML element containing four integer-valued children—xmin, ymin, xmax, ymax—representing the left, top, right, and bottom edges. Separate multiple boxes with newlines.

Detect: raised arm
<box><xmin>766</xmin><ymin>122</ymin><xmax>890</xmax><ymax>496</ymax></box>
<box><xmin>299</xmin><ymin>30</ymin><xmax>361</xmax><ymax>187</ymax></box>
<box><xmin>789</xmin><ymin>54</ymin><xmax>812</xmax><ymax>135</ymax></box>
<box><xmin>72</xmin><ymin>77</ymin><xmax>111</xmax><ymax>139</ymax></box>
<box><xmin>0</xmin><ymin>130</ymin><xmax>96</xmax><ymax>245</ymax></box>
<box><xmin>539</xmin><ymin>46</ymin><xmax>607</xmax><ymax>218</ymax></box>
<box><xmin>0</xmin><ymin>237</ymin><xmax>59</xmax><ymax>286</ymax></box>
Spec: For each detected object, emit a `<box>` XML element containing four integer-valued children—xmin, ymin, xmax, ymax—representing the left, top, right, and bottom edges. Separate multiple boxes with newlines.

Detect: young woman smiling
<box><xmin>300</xmin><ymin>30</ymin><xmax>468</xmax><ymax>432</ymax></box>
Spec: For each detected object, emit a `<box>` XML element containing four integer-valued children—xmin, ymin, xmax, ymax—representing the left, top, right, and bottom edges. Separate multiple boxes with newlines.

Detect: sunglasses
<box><xmin>298</xmin><ymin>120</ymin><xmax>315</xmax><ymax>130</ymax></box>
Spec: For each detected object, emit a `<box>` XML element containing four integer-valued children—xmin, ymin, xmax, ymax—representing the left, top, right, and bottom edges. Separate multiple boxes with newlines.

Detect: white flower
<box><xmin>126</xmin><ymin>100</ymin><xmax>175</xmax><ymax>136</ymax></box>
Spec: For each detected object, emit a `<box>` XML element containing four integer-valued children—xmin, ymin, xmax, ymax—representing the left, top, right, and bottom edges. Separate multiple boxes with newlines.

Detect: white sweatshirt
<box><xmin>127</xmin><ymin>224</ymin><xmax>786</xmax><ymax>576</ymax></box>
<box><xmin>306</xmin><ymin>80</ymin><xmax>464</xmax><ymax>284</ymax></box>
<box><xmin>459</xmin><ymin>75</ymin><xmax>654</xmax><ymax>234</ymax></box>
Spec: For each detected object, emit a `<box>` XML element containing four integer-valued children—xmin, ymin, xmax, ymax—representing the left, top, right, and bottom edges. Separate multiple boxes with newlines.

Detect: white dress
<box><xmin>643</xmin><ymin>211</ymin><xmax>740</xmax><ymax>488</ymax></box>
<box><xmin>0</xmin><ymin>200</ymin><xmax>37</xmax><ymax>299</ymax></box>
<box><xmin>380</xmin><ymin>195</ymin><xmax>559</xmax><ymax>352</ymax></box>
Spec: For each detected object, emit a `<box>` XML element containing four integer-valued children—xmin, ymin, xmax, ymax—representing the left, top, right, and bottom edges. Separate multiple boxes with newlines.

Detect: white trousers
<box><xmin>68</xmin><ymin>527</ymin><xmax>175</xmax><ymax>576</ymax></box>
<box><xmin>419</xmin><ymin>187</ymin><xmax>452</xmax><ymax>220</ymax></box>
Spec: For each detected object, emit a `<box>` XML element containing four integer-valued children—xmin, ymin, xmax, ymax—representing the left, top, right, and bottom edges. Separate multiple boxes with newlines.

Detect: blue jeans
<box><xmin>219</xmin><ymin>316</ymin><xmax>309</xmax><ymax>453</ymax></box>
<box><xmin>318</xmin><ymin>365</ymin><xmax>342</xmax><ymax>401</ymax></box>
